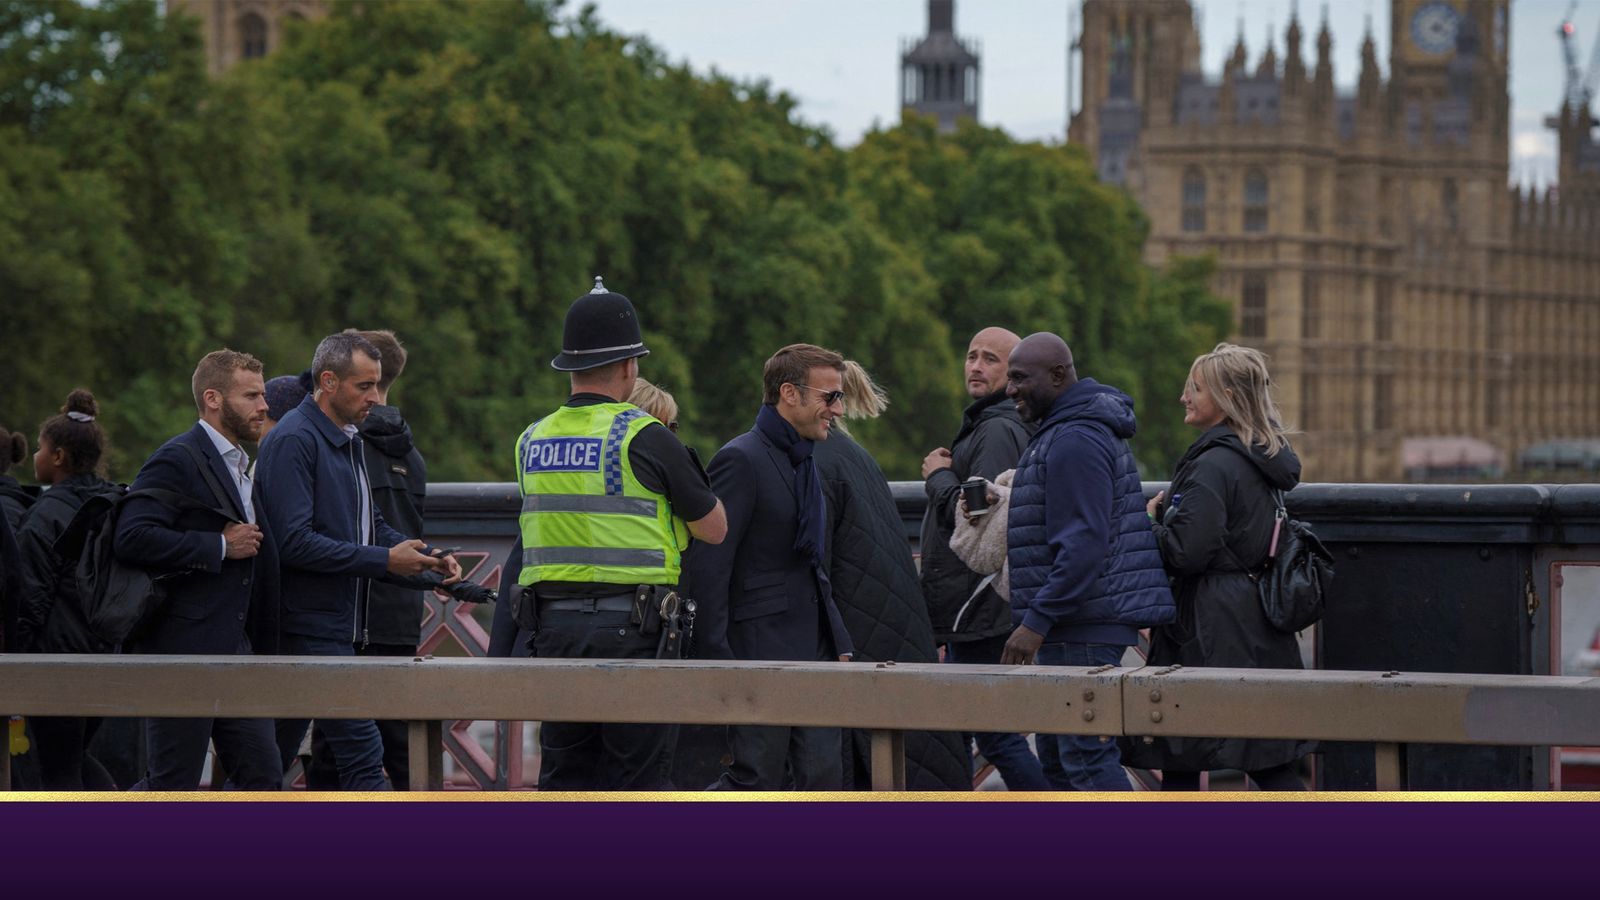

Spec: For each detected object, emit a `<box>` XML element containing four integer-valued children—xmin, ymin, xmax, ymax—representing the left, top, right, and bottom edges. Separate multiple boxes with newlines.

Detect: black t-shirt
<box><xmin>531</xmin><ymin>393</ymin><xmax>718</xmax><ymax>599</ymax></box>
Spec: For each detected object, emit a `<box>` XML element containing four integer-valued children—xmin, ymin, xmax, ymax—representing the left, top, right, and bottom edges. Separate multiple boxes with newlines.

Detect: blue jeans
<box><xmin>946</xmin><ymin>634</ymin><xmax>1050</xmax><ymax>791</ymax></box>
<box><xmin>1034</xmin><ymin>641</ymin><xmax>1131</xmax><ymax>791</ymax></box>
<box><xmin>274</xmin><ymin>633</ymin><xmax>390</xmax><ymax>791</ymax></box>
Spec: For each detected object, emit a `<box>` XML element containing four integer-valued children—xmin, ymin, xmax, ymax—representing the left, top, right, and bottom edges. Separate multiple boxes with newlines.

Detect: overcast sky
<box><xmin>587</xmin><ymin>0</ymin><xmax>1600</xmax><ymax>189</ymax></box>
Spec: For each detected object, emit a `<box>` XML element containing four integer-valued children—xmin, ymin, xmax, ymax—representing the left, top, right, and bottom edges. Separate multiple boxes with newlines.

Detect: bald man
<box><xmin>1000</xmin><ymin>333</ymin><xmax>1174</xmax><ymax>791</ymax></box>
<box><xmin>919</xmin><ymin>327</ymin><xmax>1048</xmax><ymax>790</ymax></box>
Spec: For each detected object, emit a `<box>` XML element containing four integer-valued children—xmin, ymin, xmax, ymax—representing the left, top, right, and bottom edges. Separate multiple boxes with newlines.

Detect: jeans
<box><xmin>946</xmin><ymin>634</ymin><xmax>1050</xmax><ymax>791</ymax></box>
<box><xmin>307</xmin><ymin>642</ymin><xmax>412</xmax><ymax>791</ymax></box>
<box><xmin>275</xmin><ymin>633</ymin><xmax>390</xmax><ymax>791</ymax></box>
<box><xmin>1034</xmin><ymin>641</ymin><xmax>1132</xmax><ymax>791</ymax></box>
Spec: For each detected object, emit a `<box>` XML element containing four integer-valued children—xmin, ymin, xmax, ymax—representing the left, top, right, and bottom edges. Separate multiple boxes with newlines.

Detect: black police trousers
<box><xmin>532</xmin><ymin>605</ymin><xmax>676</xmax><ymax>791</ymax></box>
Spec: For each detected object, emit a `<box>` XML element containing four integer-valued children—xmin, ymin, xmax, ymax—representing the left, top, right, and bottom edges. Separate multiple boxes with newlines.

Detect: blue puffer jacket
<box><xmin>1007</xmin><ymin>378</ymin><xmax>1175</xmax><ymax>645</ymax></box>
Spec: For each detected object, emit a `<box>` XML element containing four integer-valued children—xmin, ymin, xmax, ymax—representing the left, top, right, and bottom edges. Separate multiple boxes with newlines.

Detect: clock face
<box><xmin>1411</xmin><ymin>2</ymin><xmax>1461</xmax><ymax>55</ymax></box>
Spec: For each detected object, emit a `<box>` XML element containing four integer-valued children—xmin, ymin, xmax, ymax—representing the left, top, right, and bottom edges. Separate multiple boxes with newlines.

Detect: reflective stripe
<box><xmin>522</xmin><ymin>547</ymin><xmax>667</xmax><ymax>568</ymax></box>
<box><xmin>604</xmin><ymin>409</ymin><xmax>647</xmax><ymax>496</ymax></box>
<box><xmin>520</xmin><ymin>494</ymin><xmax>659</xmax><ymax>517</ymax></box>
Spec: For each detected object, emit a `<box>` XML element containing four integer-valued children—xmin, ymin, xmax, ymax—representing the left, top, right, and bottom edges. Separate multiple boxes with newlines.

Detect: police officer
<box><xmin>515</xmin><ymin>277</ymin><xmax>727</xmax><ymax>791</ymax></box>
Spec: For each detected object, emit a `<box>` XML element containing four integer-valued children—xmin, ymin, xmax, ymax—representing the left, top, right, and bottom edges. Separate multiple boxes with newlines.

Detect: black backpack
<box><xmin>1254</xmin><ymin>490</ymin><xmax>1335</xmax><ymax>633</ymax></box>
<box><xmin>53</xmin><ymin>466</ymin><xmax>237</xmax><ymax>648</ymax></box>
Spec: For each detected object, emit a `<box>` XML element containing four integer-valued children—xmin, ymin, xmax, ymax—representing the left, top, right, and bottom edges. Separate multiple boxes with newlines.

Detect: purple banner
<box><xmin>1</xmin><ymin>799</ymin><xmax>1594</xmax><ymax>896</ymax></box>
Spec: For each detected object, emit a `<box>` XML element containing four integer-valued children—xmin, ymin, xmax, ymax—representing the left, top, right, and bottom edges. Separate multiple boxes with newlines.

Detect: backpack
<box><xmin>53</xmin><ymin>478</ymin><xmax>236</xmax><ymax>649</ymax></box>
<box><xmin>1254</xmin><ymin>490</ymin><xmax>1334</xmax><ymax>633</ymax></box>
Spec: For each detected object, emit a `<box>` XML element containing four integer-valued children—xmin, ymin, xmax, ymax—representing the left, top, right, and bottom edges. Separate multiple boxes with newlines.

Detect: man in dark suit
<box><xmin>688</xmin><ymin>343</ymin><xmax>856</xmax><ymax>790</ymax></box>
<box><xmin>115</xmin><ymin>349</ymin><xmax>283</xmax><ymax>790</ymax></box>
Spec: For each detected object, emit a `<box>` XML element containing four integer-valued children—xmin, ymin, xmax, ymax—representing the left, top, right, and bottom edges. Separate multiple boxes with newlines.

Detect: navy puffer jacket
<box><xmin>1007</xmin><ymin>379</ymin><xmax>1174</xmax><ymax>645</ymax></box>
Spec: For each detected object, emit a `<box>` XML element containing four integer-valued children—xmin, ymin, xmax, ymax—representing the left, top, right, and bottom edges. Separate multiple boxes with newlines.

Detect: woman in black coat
<box><xmin>1129</xmin><ymin>344</ymin><xmax>1311</xmax><ymax>791</ymax></box>
<box><xmin>14</xmin><ymin>390</ymin><xmax>120</xmax><ymax>789</ymax></box>
<box><xmin>815</xmin><ymin>362</ymin><xmax>970</xmax><ymax>791</ymax></box>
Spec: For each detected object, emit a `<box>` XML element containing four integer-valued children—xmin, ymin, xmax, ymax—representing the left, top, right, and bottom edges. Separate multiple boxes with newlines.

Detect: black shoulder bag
<box><xmin>1254</xmin><ymin>489</ymin><xmax>1334</xmax><ymax>633</ymax></box>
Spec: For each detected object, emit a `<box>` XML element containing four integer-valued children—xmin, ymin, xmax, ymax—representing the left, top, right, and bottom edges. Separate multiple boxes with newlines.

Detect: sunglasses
<box><xmin>790</xmin><ymin>383</ymin><xmax>845</xmax><ymax>406</ymax></box>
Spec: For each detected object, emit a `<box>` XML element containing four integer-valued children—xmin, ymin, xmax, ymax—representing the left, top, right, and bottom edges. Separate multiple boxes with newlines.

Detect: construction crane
<box><xmin>1558</xmin><ymin>2</ymin><xmax>1600</xmax><ymax>114</ymax></box>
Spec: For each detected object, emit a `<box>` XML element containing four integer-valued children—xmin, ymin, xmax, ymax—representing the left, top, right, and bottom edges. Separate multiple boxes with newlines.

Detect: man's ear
<box><xmin>203</xmin><ymin>388</ymin><xmax>222</xmax><ymax>412</ymax></box>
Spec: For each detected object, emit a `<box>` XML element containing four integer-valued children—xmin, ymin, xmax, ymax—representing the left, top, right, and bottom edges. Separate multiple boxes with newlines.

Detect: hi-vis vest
<box><xmin>515</xmin><ymin>402</ymin><xmax>689</xmax><ymax>587</ymax></box>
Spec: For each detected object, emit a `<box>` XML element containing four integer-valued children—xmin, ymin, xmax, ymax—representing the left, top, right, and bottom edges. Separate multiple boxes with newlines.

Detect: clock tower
<box><xmin>1390</xmin><ymin>1</ymin><xmax>1509</xmax><ymax>92</ymax></box>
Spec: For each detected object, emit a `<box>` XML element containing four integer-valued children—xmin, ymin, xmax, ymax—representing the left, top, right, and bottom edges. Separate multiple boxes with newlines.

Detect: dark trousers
<box><xmin>307</xmin><ymin>642</ymin><xmax>413</xmax><ymax>791</ymax></box>
<box><xmin>274</xmin><ymin>633</ymin><xmax>389</xmax><ymax>791</ymax></box>
<box><xmin>712</xmin><ymin>638</ymin><xmax>842</xmax><ymax>791</ymax></box>
<box><xmin>1035</xmin><ymin>641</ymin><xmax>1132</xmax><ymax>791</ymax></box>
<box><xmin>31</xmin><ymin>716</ymin><xmax>115</xmax><ymax>790</ymax></box>
<box><xmin>533</xmin><ymin>606</ymin><xmax>676</xmax><ymax>791</ymax></box>
<box><xmin>140</xmin><ymin>637</ymin><xmax>282</xmax><ymax>791</ymax></box>
<box><xmin>946</xmin><ymin>633</ymin><xmax>1050</xmax><ymax>791</ymax></box>
<box><xmin>1162</xmin><ymin>763</ymin><xmax>1306</xmax><ymax>791</ymax></box>
<box><xmin>712</xmin><ymin>723</ymin><xmax>843</xmax><ymax>791</ymax></box>
<box><xmin>144</xmin><ymin>714</ymin><xmax>282</xmax><ymax>791</ymax></box>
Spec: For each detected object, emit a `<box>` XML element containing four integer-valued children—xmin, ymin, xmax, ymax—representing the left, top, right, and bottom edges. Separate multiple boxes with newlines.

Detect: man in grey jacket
<box><xmin>919</xmin><ymin>326</ymin><xmax>1047</xmax><ymax>790</ymax></box>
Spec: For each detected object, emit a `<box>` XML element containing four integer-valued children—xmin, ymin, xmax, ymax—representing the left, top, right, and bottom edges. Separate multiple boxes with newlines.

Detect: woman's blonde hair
<box><xmin>628</xmin><ymin>378</ymin><xmax>679</xmax><ymax>427</ymax></box>
<box><xmin>832</xmin><ymin>360</ymin><xmax>889</xmax><ymax>437</ymax></box>
<box><xmin>1189</xmin><ymin>342</ymin><xmax>1291</xmax><ymax>456</ymax></box>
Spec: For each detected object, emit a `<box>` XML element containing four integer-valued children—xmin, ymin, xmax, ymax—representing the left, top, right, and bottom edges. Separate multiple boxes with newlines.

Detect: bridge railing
<box><xmin>4</xmin><ymin>654</ymin><xmax>1599</xmax><ymax>791</ymax></box>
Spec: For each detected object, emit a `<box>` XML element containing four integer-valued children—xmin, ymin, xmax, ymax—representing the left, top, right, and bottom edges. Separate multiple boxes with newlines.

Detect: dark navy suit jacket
<box><xmin>685</xmin><ymin>427</ymin><xmax>853</xmax><ymax>662</ymax></box>
<box><xmin>115</xmin><ymin>423</ymin><xmax>276</xmax><ymax>654</ymax></box>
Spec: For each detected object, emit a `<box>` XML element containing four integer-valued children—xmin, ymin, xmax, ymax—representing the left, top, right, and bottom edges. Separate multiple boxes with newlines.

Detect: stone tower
<box><xmin>900</xmin><ymin>0</ymin><xmax>981</xmax><ymax>133</ymax></box>
<box><xmin>166</xmin><ymin>0</ymin><xmax>329</xmax><ymax>75</ymax></box>
<box><xmin>1068</xmin><ymin>0</ymin><xmax>1598</xmax><ymax>483</ymax></box>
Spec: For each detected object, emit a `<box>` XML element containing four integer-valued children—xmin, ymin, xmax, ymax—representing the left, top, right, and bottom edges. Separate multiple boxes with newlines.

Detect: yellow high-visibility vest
<box><xmin>514</xmin><ymin>402</ymin><xmax>688</xmax><ymax>587</ymax></box>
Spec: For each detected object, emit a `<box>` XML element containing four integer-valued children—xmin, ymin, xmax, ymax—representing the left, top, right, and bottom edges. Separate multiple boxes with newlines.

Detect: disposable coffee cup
<box><xmin>962</xmin><ymin>477</ymin><xmax>990</xmax><ymax>516</ymax></box>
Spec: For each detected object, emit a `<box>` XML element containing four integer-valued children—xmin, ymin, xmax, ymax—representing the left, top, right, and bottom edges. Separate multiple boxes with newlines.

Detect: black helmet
<box><xmin>550</xmin><ymin>276</ymin><xmax>651</xmax><ymax>372</ymax></box>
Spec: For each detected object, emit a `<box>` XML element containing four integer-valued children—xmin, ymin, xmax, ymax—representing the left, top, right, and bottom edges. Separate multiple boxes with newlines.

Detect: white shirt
<box><xmin>198</xmin><ymin>419</ymin><xmax>254</xmax><ymax>561</ymax></box>
<box><xmin>342</xmin><ymin>423</ymin><xmax>372</xmax><ymax>547</ymax></box>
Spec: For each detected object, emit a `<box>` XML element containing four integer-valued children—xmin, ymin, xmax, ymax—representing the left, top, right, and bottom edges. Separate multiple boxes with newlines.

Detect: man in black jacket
<box><xmin>688</xmin><ymin>343</ymin><xmax>855</xmax><ymax>790</ymax></box>
<box><xmin>919</xmin><ymin>326</ymin><xmax>1047</xmax><ymax>791</ymax></box>
<box><xmin>116</xmin><ymin>350</ymin><xmax>283</xmax><ymax>790</ymax></box>
<box><xmin>306</xmin><ymin>330</ymin><xmax>427</xmax><ymax>790</ymax></box>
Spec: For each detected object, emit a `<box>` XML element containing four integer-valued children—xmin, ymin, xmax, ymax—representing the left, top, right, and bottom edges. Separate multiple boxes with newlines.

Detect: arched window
<box><xmin>1182</xmin><ymin>168</ymin><xmax>1206</xmax><ymax>232</ymax></box>
<box><xmin>1241</xmin><ymin>274</ymin><xmax>1268</xmax><ymax>338</ymax></box>
<box><xmin>239</xmin><ymin>14</ymin><xmax>268</xmax><ymax>60</ymax></box>
<box><xmin>1243</xmin><ymin>169</ymin><xmax>1269</xmax><ymax>233</ymax></box>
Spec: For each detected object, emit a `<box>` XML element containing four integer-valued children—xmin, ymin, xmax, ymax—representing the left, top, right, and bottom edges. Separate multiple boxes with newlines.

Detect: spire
<box><xmin>1316</xmin><ymin>3</ymin><xmax>1333</xmax><ymax>72</ymax></box>
<box><xmin>1257</xmin><ymin>22</ymin><xmax>1278</xmax><ymax>78</ymax></box>
<box><xmin>1285</xmin><ymin>6</ymin><xmax>1306</xmax><ymax>91</ymax></box>
<box><xmin>1228</xmin><ymin>12</ymin><xmax>1248</xmax><ymax>74</ymax></box>
<box><xmin>1358</xmin><ymin>19</ymin><xmax>1381</xmax><ymax>108</ymax></box>
<box><xmin>1311</xmin><ymin>2</ymin><xmax>1334</xmax><ymax>112</ymax></box>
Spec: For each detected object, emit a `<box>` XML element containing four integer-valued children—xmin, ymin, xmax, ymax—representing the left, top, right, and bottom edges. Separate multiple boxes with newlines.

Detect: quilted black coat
<box><xmin>815</xmin><ymin>432</ymin><xmax>970</xmax><ymax>791</ymax></box>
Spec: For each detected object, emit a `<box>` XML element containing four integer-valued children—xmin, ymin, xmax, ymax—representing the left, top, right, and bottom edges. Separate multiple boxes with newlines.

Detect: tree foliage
<box><xmin>0</xmin><ymin>0</ymin><xmax>1231</xmax><ymax>483</ymax></box>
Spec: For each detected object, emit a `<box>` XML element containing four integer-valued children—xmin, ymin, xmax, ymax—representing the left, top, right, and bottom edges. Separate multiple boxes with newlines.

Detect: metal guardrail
<box><xmin>4</xmin><ymin>655</ymin><xmax>1599</xmax><ymax>791</ymax></box>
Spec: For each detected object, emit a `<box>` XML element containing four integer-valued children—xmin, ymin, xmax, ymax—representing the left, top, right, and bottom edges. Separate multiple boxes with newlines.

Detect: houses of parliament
<box><xmin>179</xmin><ymin>0</ymin><xmax>1599</xmax><ymax>482</ymax></box>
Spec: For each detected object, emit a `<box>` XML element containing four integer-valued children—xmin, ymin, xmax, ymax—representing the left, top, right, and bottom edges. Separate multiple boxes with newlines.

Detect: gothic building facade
<box><xmin>166</xmin><ymin>0</ymin><xmax>329</xmax><ymax>75</ymax></box>
<box><xmin>1070</xmin><ymin>0</ymin><xmax>1600</xmax><ymax>482</ymax></box>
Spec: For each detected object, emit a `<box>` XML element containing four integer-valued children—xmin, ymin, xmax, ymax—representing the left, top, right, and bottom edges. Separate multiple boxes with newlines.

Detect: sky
<box><xmin>586</xmin><ymin>0</ymin><xmax>1600</xmax><ymax>189</ymax></box>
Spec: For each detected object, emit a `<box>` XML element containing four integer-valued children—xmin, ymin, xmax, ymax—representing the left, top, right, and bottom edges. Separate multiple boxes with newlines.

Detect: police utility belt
<box><xmin>517</xmin><ymin>584</ymin><xmax>695</xmax><ymax>659</ymax></box>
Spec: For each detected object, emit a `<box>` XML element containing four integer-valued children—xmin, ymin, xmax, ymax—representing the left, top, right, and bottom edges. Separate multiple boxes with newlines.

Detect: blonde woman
<box><xmin>1129</xmin><ymin>343</ymin><xmax>1310</xmax><ymax>791</ymax></box>
<box><xmin>628</xmin><ymin>378</ymin><xmax>679</xmax><ymax>432</ymax></box>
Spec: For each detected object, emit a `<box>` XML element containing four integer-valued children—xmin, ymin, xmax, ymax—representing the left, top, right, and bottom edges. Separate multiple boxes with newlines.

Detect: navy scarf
<box><xmin>755</xmin><ymin>403</ymin><xmax>825</xmax><ymax>568</ymax></box>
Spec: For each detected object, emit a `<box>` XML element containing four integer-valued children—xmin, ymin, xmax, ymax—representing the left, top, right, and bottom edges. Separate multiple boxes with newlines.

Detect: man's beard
<box><xmin>221</xmin><ymin>402</ymin><xmax>261</xmax><ymax>443</ymax></box>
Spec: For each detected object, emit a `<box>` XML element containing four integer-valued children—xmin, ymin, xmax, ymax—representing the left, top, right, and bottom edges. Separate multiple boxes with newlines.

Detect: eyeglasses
<box><xmin>789</xmin><ymin>383</ymin><xmax>845</xmax><ymax>407</ymax></box>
